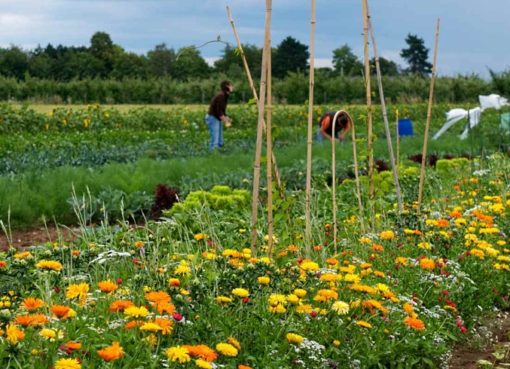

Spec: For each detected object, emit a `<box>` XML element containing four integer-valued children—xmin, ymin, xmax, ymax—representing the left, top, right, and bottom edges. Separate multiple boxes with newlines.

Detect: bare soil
<box><xmin>449</xmin><ymin>312</ymin><xmax>510</xmax><ymax>368</ymax></box>
<box><xmin>0</xmin><ymin>225</ymin><xmax>79</xmax><ymax>250</ymax></box>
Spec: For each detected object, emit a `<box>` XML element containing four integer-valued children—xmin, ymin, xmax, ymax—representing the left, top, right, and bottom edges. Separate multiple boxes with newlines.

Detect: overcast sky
<box><xmin>0</xmin><ymin>0</ymin><xmax>508</xmax><ymax>77</ymax></box>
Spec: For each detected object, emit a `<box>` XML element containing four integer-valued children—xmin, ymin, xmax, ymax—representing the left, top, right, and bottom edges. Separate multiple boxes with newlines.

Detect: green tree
<box><xmin>0</xmin><ymin>46</ymin><xmax>29</xmax><ymax>80</ymax></box>
<box><xmin>214</xmin><ymin>44</ymin><xmax>262</xmax><ymax>80</ymax></box>
<box><xmin>89</xmin><ymin>32</ymin><xmax>116</xmax><ymax>77</ymax></box>
<box><xmin>370</xmin><ymin>56</ymin><xmax>400</xmax><ymax>76</ymax></box>
<box><xmin>400</xmin><ymin>34</ymin><xmax>432</xmax><ymax>76</ymax></box>
<box><xmin>171</xmin><ymin>47</ymin><xmax>210</xmax><ymax>80</ymax></box>
<box><xmin>273</xmin><ymin>36</ymin><xmax>309</xmax><ymax>79</ymax></box>
<box><xmin>332</xmin><ymin>44</ymin><xmax>362</xmax><ymax>76</ymax></box>
<box><xmin>147</xmin><ymin>43</ymin><xmax>175</xmax><ymax>77</ymax></box>
<box><xmin>112</xmin><ymin>52</ymin><xmax>149</xmax><ymax>79</ymax></box>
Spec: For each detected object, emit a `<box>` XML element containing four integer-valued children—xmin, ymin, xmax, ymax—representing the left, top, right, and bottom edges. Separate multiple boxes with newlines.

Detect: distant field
<box><xmin>12</xmin><ymin>103</ymin><xmax>207</xmax><ymax>114</ymax></box>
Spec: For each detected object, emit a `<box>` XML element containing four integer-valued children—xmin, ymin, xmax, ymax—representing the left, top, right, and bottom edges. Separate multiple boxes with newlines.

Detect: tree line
<box><xmin>0</xmin><ymin>31</ymin><xmax>438</xmax><ymax>81</ymax></box>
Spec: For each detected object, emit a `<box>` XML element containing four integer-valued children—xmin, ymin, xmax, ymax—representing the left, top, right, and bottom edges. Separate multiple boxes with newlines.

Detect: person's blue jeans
<box><xmin>205</xmin><ymin>114</ymin><xmax>223</xmax><ymax>150</ymax></box>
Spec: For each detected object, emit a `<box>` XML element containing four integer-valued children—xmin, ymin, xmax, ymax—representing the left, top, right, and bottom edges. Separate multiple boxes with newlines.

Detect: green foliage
<box><xmin>400</xmin><ymin>34</ymin><xmax>433</xmax><ymax>76</ymax></box>
<box><xmin>272</xmin><ymin>36</ymin><xmax>310</xmax><ymax>79</ymax></box>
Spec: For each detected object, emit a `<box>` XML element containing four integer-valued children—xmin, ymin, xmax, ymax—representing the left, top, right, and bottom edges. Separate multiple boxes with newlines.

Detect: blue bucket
<box><xmin>398</xmin><ymin>118</ymin><xmax>414</xmax><ymax>137</ymax></box>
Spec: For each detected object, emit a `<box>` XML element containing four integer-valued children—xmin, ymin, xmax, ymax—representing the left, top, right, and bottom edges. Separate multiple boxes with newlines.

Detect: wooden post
<box><xmin>305</xmin><ymin>0</ymin><xmax>316</xmax><ymax>257</ymax></box>
<box><xmin>367</xmin><ymin>10</ymin><xmax>404</xmax><ymax>213</ymax></box>
<box><xmin>417</xmin><ymin>18</ymin><xmax>441</xmax><ymax>212</ymax></box>
<box><xmin>362</xmin><ymin>0</ymin><xmax>375</xmax><ymax>204</ymax></box>
<box><xmin>226</xmin><ymin>6</ymin><xmax>283</xmax><ymax>192</ymax></box>
<box><xmin>266</xmin><ymin>13</ymin><xmax>274</xmax><ymax>257</ymax></box>
<box><xmin>250</xmin><ymin>0</ymin><xmax>272</xmax><ymax>251</ymax></box>
<box><xmin>350</xmin><ymin>116</ymin><xmax>365</xmax><ymax>233</ymax></box>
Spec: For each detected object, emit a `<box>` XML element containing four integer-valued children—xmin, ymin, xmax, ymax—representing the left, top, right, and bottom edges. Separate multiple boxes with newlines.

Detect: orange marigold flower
<box><xmin>154</xmin><ymin>317</ymin><xmax>173</xmax><ymax>335</ymax></box>
<box><xmin>419</xmin><ymin>258</ymin><xmax>436</xmax><ymax>271</ymax></box>
<box><xmin>97</xmin><ymin>341</ymin><xmax>125</xmax><ymax>362</ymax></box>
<box><xmin>109</xmin><ymin>300</ymin><xmax>134</xmax><ymax>313</ymax></box>
<box><xmin>98</xmin><ymin>280</ymin><xmax>118</xmax><ymax>293</ymax></box>
<box><xmin>0</xmin><ymin>260</ymin><xmax>7</xmax><ymax>268</ymax></box>
<box><xmin>239</xmin><ymin>365</ymin><xmax>253</xmax><ymax>369</ymax></box>
<box><xmin>124</xmin><ymin>320</ymin><xmax>143</xmax><ymax>329</ymax></box>
<box><xmin>183</xmin><ymin>345</ymin><xmax>218</xmax><ymax>362</ymax></box>
<box><xmin>21</xmin><ymin>297</ymin><xmax>45</xmax><ymax>311</ymax></box>
<box><xmin>51</xmin><ymin>305</ymin><xmax>71</xmax><ymax>319</ymax></box>
<box><xmin>62</xmin><ymin>341</ymin><xmax>82</xmax><ymax>351</ymax></box>
<box><xmin>15</xmin><ymin>314</ymin><xmax>48</xmax><ymax>327</ymax></box>
<box><xmin>372</xmin><ymin>244</ymin><xmax>384</xmax><ymax>252</ymax></box>
<box><xmin>404</xmin><ymin>316</ymin><xmax>426</xmax><ymax>331</ymax></box>
<box><xmin>145</xmin><ymin>291</ymin><xmax>171</xmax><ymax>305</ymax></box>
<box><xmin>155</xmin><ymin>301</ymin><xmax>176</xmax><ymax>315</ymax></box>
<box><xmin>6</xmin><ymin>324</ymin><xmax>25</xmax><ymax>345</ymax></box>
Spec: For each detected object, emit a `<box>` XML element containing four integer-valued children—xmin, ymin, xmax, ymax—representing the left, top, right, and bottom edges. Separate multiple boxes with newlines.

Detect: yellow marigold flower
<box><xmin>54</xmin><ymin>358</ymin><xmax>81</xmax><ymax>369</ymax></box>
<box><xmin>403</xmin><ymin>302</ymin><xmax>415</xmax><ymax>315</ymax></box>
<box><xmin>134</xmin><ymin>240</ymin><xmax>144</xmax><ymax>248</ymax></box>
<box><xmin>419</xmin><ymin>258</ymin><xmax>435</xmax><ymax>271</ymax></box>
<box><xmin>314</xmin><ymin>289</ymin><xmax>338</xmax><ymax>302</ymax></box>
<box><xmin>356</xmin><ymin>320</ymin><xmax>373</xmax><ymax>329</ymax></box>
<box><xmin>293</xmin><ymin>289</ymin><xmax>307</xmax><ymax>298</ymax></box>
<box><xmin>140</xmin><ymin>322</ymin><xmax>162</xmax><ymax>332</ymax></box>
<box><xmin>232</xmin><ymin>288</ymin><xmax>249</xmax><ymax>298</ymax></box>
<box><xmin>269</xmin><ymin>304</ymin><xmax>287</xmax><ymax>314</ymax></box>
<box><xmin>470</xmin><ymin>249</ymin><xmax>485</xmax><ymax>259</ymax></box>
<box><xmin>379</xmin><ymin>230</ymin><xmax>395</xmax><ymax>240</ymax></box>
<box><xmin>124</xmin><ymin>306</ymin><xmax>149</xmax><ymax>318</ymax></box>
<box><xmin>6</xmin><ymin>324</ymin><xmax>25</xmax><ymax>345</ymax></box>
<box><xmin>320</xmin><ymin>273</ymin><xmax>341</xmax><ymax>282</ymax></box>
<box><xmin>268</xmin><ymin>294</ymin><xmax>287</xmax><ymax>306</ymax></box>
<box><xmin>332</xmin><ymin>340</ymin><xmax>341</xmax><ymax>347</ymax></box>
<box><xmin>374</xmin><ymin>271</ymin><xmax>385</xmax><ymax>278</ymax></box>
<box><xmin>404</xmin><ymin>316</ymin><xmax>426</xmax><ymax>331</ymax></box>
<box><xmin>479</xmin><ymin>227</ymin><xmax>500</xmax><ymax>234</ymax></box>
<box><xmin>166</xmin><ymin>346</ymin><xmax>191</xmax><ymax>363</ymax></box>
<box><xmin>344</xmin><ymin>273</ymin><xmax>361</xmax><ymax>283</ymax></box>
<box><xmin>36</xmin><ymin>260</ymin><xmax>63</xmax><ymax>271</ymax></box>
<box><xmin>418</xmin><ymin>242</ymin><xmax>432</xmax><ymax>250</ymax></box>
<box><xmin>257</xmin><ymin>276</ymin><xmax>270</xmax><ymax>285</ymax></box>
<box><xmin>359</xmin><ymin>236</ymin><xmax>372</xmax><ymax>244</ymax></box>
<box><xmin>196</xmin><ymin>359</ymin><xmax>213</xmax><ymax>369</ymax></box>
<box><xmin>216</xmin><ymin>296</ymin><xmax>233</xmax><ymax>304</ymax></box>
<box><xmin>174</xmin><ymin>261</ymin><xmax>191</xmax><ymax>275</ymax></box>
<box><xmin>216</xmin><ymin>342</ymin><xmax>238</xmax><ymax>357</ymax></box>
<box><xmin>296</xmin><ymin>304</ymin><xmax>313</xmax><ymax>314</ymax></box>
<box><xmin>331</xmin><ymin>300</ymin><xmax>350</xmax><ymax>315</ymax></box>
<box><xmin>395</xmin><ymin>257</ymin><xmax>408</xmax><ymax>265</ymax></box>
<box><xmin>194</xmin><ymin>233</ymin><xmax>208</xmax><ymax>241</ymax></box>
<box><xmin>497</xmin><ymin>256</ymin><xmax>510</xmax><ymax>262</ymax></box>
<box><xmin>286</xmin><ymin>333</ymin><xmax>304</xmax><ymax>344</ymax></box>
<box><xmin>227</xmin><ymin>336</ymin><xmax>241</xmax><ymax>350</ymax></box>
<box><xmin>13</xmin><ymin>251</ymin><xmax>31</xmax><ymax>260</ymax></box>
<box><xmin>286</xmin><ymin>294</ymin><xmax>300</xmax><ymax>304</ymax></box>
<box><xmin>300</xmin><ymin>260</ymin><xmax>319</xmax><ymax>272</ymax></box>
<box><xmin>455</xmin><ymin>218</ymin><xmax>467</xmax><ymax>226</ymax></box>
<box><xmin>21</xmin><ymin>297</ymin><xmax>45</xmax><ymax>311</ymax></box>
<box><xmin>98</xmin><ymin>280</ymin><xmax>118</xmax><ymax>293</ymax></box>
<box><xmin>66</xmin><ymin>283</ymin><xmax>89</xmax><ymax>304</ymax></box>
<box><xmin>39</xmin><ymin>328</ymin><xmax>59</xmax><ymax>340</ymax></box>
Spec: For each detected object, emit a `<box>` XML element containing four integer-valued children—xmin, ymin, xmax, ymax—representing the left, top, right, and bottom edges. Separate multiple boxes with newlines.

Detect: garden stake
<box><xmin>350</xmin><ymin>116</ymin><xmax>365</xmax><ymax>233</ymax></box>
<box><xmin>331</xmin><ymin>110</ymin><xmax>359</xmax><ymax>252</ymax></box>
<box><xmin>367</xmin><ymin>13</ymin><xmax>404</xmax><ymax>213</ymax></box>
<box><xmin>250</xmin><ymin>0</ymin><xmax>272</xmax><ymax>252</ymax></box>
<box><xmin>362</xmin><ymin>0</ymin><xmax>375</xmax><ymax>228</ymax></box>
<box><xmin>266</xmin><ymin>21</ymin><xmax>274</xmax><ymax>257</ymax></box>
<box><xmin>417</xmin><ymin>18</ymin><xmax>440</xmax><ymax>213</ymax></box>
<box><xmin>226</xmin><ymin>6</ymin><xmax>283</xmax><ymax>195</ymax></box>
<box><xmin>305</xmin><ymin>0</ymin><xmax>317</xmax><ymax>257</ymax></box>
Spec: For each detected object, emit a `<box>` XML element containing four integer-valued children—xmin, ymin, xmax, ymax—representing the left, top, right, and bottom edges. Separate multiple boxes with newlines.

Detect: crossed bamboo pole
<box><xmin>330</xmin><ymin>111</ymin><xmax>363</xmax><ymax>252</ymax></box>
<box><xmin>304</xmin><ymin>0</ymin><xmax>316</xmax><ymax>257</ymax></box>
<box><xmin>249</xmin><ymin>0</ymin><xmax>272</xmax><ymax>252</ymax></box>
<box><xmin>226</xmin><ymin>6</ymin><xmax>282</xmax><ymax>193</ymax></box>
<box><xmin>417</xmin><ymin>18</ymin><xmax>441</xmax><ymax>212</ymax></box>
<box><xmin>367</xmin><ymin>5</ymin><xmax>403</xmax><ymax>213</ymax></box>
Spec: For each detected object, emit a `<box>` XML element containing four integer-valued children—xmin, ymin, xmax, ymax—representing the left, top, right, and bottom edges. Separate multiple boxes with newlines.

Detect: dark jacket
<box><xmin>208</xmin><ymin>91</ymin><xmax>230</xmax><ymax>121</ymax></box>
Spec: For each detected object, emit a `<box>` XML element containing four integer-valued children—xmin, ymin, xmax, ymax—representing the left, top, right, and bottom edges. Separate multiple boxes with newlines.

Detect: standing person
<box><xmin>317</xmin><ymin>111</ymin><xmax>352</xmax><ymax>143</ymax></box>
<box><xmin>205</xmin><ymin>80</ymin><xmax>234</xmax><ymax>150</ymax></box>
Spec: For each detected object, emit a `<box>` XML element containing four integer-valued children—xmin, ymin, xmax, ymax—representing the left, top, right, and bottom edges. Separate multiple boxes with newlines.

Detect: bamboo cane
<box><xmin>305</xmin><ymin>0</ymin><xmax>316</xmax><ymax>257</ymax></box>
<box><xmin>350</xmin><ymin>116</ymin><xmax>365</xmax><ymax>233</ymax></box>
<box><xmin>250</xmin><ymin>0</ymin><xmax>272</xmax><ymax>251</ymax></box>
<box><xmin>331</xmin><ymin>110</ymin><xmax>360</xmax><ymax>251</ymax></box>
<box><xmin>417</xmin><ymin>18</ymin><xmax>441</xmax><ymax>212</ymax></box>
<box><xmin>362</xmin><ymin>0</ymin><xmax>375</xmax><ymax>203</ymax></box>
<box><xmin>367</xmin><ymin>12</ymin><xmax>403</xmax><ymax>213</ymax></box>
<box><xmin>226</xmin><ymin>6</ymin><xmax>283</xmax><ymax>193</ymax></box>
<box><xmin>266</xmin><ymin>16</ymin><xmax>274</xmax><ymax>257</ymax></box>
